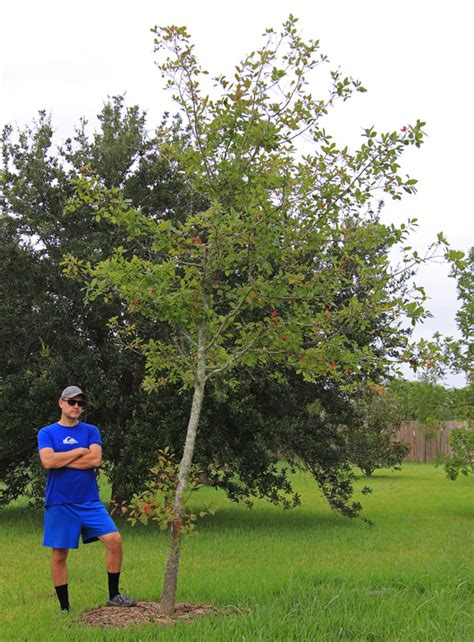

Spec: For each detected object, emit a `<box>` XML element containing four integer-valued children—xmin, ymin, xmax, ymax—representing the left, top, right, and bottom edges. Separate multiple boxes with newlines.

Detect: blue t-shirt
<box><xmin>38</xmin><ymin>421</ymin><xmax>102</xmax><ymax>506</ymax></box>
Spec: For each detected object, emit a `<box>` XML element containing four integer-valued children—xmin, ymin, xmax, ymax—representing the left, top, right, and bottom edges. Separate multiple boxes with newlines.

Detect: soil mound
<box><xmin>81</xmin><ymin>601</ymin><xmax>218</xmax><ymax>628</ymax></box>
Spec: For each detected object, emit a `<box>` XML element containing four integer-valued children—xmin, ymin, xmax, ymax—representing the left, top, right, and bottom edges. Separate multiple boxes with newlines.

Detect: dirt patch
<box><xmin>81</xmin><ymin>601</ymin><xmax>219</xmax><ymax>628</ymax></box>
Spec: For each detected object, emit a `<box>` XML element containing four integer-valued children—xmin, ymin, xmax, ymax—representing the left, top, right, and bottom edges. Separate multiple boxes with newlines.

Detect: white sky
<box><xmin>1</xmin><ymin>0</ymin><xmax>472</xmax><ymax>386</ymax></box>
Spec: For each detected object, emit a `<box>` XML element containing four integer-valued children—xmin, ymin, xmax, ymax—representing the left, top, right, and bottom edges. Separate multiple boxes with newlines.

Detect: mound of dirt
<box><xmin>81</xmin><ymin>601</ymin><xmax>218</xmax><ymax>628</ymax></box>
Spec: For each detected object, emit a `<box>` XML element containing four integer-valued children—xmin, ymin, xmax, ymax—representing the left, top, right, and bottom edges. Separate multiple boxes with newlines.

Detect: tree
<box><xmin>446</xmin><ymin>246</ymin><xmax>473</xmax><ymax>377</ymax></box>
<box><xmin>436</xmin><ymin>247</ymin><xmax>474</xmax><ymax>481</ymax></box>
<box><xmin>438</xmin><ymin>426</ymin><xmax>474</xmax><ymax>480</ymax></box>
<box><xmin>66</xmin><ymin>18</ymin><xmax>440</xmax><ymax>614</ymax></box>
<box><xmin>387</xmin><ymin>378</ymin><xmax>461</xmax><ymax>425</ymax></box>
<box><xmin>0</xmin><ymin>99</ymin><xmax>198</xmax><ymax>505</ymax></box>
<box><xmin>342</xmin><ymin>389</ymin><xmax>409</xmax><ymax>476</ymax></box>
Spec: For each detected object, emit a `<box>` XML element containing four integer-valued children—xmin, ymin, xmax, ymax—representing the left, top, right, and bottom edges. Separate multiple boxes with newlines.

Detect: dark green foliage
<box><xmin>196</xmin><ymin>373</ymin><xmax>366</xmax><ymax>517</ymax></box>
<box><xmin>100</xmin><ymin>371</ymin><xmax>367</xmax><ymax>518</ymax></box>
<box><xmin>342</xmin><ymin>391</ymin><xmax>410</xmax><ymax>477</ymax></box>
<box><xmin>0</xmin><ymin>99</ymin><xmax>183</xmax><ymax>505</ymax></box>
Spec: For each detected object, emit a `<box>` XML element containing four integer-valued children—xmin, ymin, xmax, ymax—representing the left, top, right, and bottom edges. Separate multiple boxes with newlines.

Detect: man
<box><xmin>38</xmin><ymin>385</ymin><xmax>136</xmax><ymax>613</ymax></box>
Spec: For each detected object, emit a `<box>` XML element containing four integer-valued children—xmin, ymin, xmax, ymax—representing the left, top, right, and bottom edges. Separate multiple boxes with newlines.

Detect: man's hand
<box><xmin>39</xmin><ymin>446</ymin><xmax>90</xmax><ymax>469</ymax></box>
<box><xmin>65</xmin><ymin>444</ymin><xmax>102</xmax><ymax>470</ymax></box>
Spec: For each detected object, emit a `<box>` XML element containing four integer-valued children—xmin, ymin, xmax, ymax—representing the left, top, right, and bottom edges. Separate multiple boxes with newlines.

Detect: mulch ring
<box><xmin>81</xmin><ymin>601</ymin><xmax>219</xmax><ymax>628</ymax></box>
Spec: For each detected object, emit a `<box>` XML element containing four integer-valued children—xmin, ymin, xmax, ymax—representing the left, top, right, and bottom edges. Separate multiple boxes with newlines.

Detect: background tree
<box><xmin>437</xmin><ymin>426</ymin><xmax>474</xmax><ymax>480</ymax></box>
<box><xmin>436</xmin><ymin>246</ymin><xmax>473</xmax><ymax>480</ymax></box>
<box><xmin>0</xmin><ymin>99</ymin><xmax>198</xmax><ymax>504</ymax></box>
<box><xmin>445</xmin><ymin>247</ymin><xmax>473</xmax><ymax>377</ymax></box>
<box><xmin>387</xmin><ymin>378</ymin><xmax>461</xmax><ymax>423</ymax></box>
<box><xmin>66</xmin><ymin>18</ymin><xmax>442</xmax><ymax>614</ymax></box>
<box><xmin>342</xmin><ymin>388</ymin><xmax>409</xmax><ymax>476</ymax></box>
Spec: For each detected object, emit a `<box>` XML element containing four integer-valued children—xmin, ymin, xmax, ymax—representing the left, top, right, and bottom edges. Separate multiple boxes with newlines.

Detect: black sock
<box><xmin>55</xmin><ymin>584</ymin><xmax>69</xmax><ymax>611</ymax></box>
<box><xmin>108</xmin><ymin>572</ymin><xmax>120</xmax><ymax>599</ymax></box>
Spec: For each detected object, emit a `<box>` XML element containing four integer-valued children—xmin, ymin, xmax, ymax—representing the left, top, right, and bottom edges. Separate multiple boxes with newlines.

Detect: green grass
<box><xmin>0</xmin><ymin>464</ymin><xmax>472</xmax><ymax>641</ymax></box>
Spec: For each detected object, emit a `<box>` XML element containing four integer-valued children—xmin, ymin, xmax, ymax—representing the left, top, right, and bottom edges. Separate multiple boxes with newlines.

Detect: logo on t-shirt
<box><xmin>63</xmin><ymin>436</ymin><xmax>79</xmax><ymax>444</ymax></box>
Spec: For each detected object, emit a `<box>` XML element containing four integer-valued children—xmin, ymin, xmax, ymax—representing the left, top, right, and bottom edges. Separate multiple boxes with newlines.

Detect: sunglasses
<box><xmin>64</xmin><ymin>399</ymin><xmax>86</xmax><ymax>407</ymax></box>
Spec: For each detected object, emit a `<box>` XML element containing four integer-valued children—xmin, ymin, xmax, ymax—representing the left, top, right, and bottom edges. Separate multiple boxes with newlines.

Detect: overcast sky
<box><xmin>1</xmin><ymin>0</ymin><xmax>472</xmax><ymax>386</ymax></box>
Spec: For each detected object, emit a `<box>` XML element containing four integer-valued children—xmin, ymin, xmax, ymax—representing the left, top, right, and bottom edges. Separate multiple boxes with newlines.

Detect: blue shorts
<box><xmin>43</xmin><ymin>500</ymin><xmax>118</xmax><ymax>549</ymax></box>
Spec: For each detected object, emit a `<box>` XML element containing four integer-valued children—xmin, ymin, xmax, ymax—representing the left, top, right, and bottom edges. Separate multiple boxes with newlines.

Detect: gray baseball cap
<box><xmin>60</xmin><ymin>385</ymin><xmax>86</xmax><ymax>399</ymax></box>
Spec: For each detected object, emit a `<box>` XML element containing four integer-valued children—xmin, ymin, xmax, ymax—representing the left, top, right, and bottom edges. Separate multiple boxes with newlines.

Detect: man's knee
<box><xmin>101</xmin><ymin>531</ymin><xmax>122</xmax><ymax>548</ymax></box>
<box><xmin>52</xmin><ymin>548</ymin><xmax>69</xmax><ymax>564</ymax></box>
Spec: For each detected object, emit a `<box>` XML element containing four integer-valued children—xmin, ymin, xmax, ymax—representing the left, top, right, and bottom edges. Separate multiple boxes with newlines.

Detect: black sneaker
<box><xmin>106</xmin><ymin>594</ymin><xmax>137</xmax><ymax>607</ymax></box>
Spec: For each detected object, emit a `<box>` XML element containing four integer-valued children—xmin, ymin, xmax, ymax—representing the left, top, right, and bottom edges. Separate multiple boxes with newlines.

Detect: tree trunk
<box><xmin>159</xmin><ymin>324</ymin><xmax>207</xmax><ymax>616</ymax></box>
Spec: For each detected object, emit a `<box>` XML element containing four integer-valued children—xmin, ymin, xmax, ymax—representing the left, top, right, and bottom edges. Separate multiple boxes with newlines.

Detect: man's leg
<box><xmin>98</xmin><ymin>532</ymin><xmax>135</xmax><ymax>606</ymax></box>
<box><xmin>99</xmin><ymin>531</ymin><xmax>122</xmax><ymax>574</ymax></box>
<box><xmin>51</xmin><ymin>548</ymin><xmax>70</xmax><ymax>611</ymax></box>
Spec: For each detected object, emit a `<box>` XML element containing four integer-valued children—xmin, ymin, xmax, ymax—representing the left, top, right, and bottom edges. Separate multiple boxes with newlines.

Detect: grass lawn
<box><xmin>0</xmin><ymin>463</ymin><xmax>472</xmax><ymax>641</ymax></box>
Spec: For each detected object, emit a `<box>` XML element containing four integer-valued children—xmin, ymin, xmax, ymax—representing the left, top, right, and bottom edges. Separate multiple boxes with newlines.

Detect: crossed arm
<box><xmin>39</xmin><ymin>444</ymin><xmax>102</xmax><ymax>470</ymax></box>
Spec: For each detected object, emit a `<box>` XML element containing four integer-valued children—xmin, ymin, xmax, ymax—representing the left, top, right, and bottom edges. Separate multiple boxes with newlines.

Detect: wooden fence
<box><xmin>395</xmin><ymin>421</ymin><xmax>467</xmax><ymax>463</ymax></box>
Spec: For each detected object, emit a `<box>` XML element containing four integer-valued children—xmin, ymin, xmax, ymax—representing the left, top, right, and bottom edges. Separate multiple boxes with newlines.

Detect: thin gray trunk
<box><xmin>159</xmin><ymin>324</ymin><xmax>206</xmax><ymax>616</ymax></box>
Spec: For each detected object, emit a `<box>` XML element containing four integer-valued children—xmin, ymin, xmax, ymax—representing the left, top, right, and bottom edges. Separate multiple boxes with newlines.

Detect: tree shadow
<box><xmin>0</xmin><ymin>498</ymin><xmax>367</xmax><ymax>540</ymax></box>
<box><xmin>0</xmin><ymin>504</ymin><xmax>43</xmax><ymax>527</ymax></box>
<box><xmin>199</xmin><ymin>504</ymin><xmax>361</xmax><ymax>534</ymax></box>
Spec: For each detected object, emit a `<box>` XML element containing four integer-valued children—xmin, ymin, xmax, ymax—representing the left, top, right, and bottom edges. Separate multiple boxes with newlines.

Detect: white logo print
<box><xmin>63</xmin><ymin>436</ymin><xmax>79</xmax><ymax>445</ymax></box>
